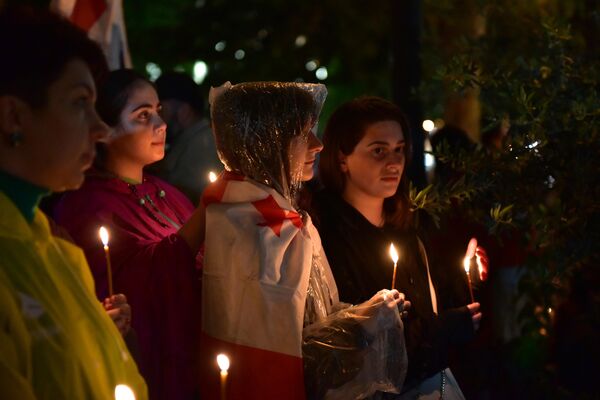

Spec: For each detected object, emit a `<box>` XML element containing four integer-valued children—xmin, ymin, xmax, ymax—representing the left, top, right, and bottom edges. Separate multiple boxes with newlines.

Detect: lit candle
<box><xmin>208</xmin><ymin>171</ymin><xmax>218</xmax><ymax>183</ymax></box>
<box><xmin>463</xmin><ymin>256</ymin><xmax>475</xmax><ymax>303</ymax></box>
<box><xmin>114</xmin><ymin>384</ymin><xmax>136</xmax><ymax>400</ymax></box>
<box><xmin>389</xmin><ymin>243</ymin><xmax>399</xmax><ymax>290</ymax></box>
<box><xmin>99</xmin><ymin>226</ymin><xmax>114</xmax><ymax>297</ymax></box>
<box><xmin>217</xmin><ymin>353</ymin><xmax>230</xmax><ymax>400</ymax></box>
<box><xmin>463</xmin><ymin>238</ymin><xmax>478</xmax><ymax>303</ymax></box>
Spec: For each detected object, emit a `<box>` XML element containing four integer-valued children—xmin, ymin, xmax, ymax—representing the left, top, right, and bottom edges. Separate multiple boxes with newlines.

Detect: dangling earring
<box><xmin>9</xmin><ymin>131</ymin><xmax>23</xmax><ymax>147</ymax></box>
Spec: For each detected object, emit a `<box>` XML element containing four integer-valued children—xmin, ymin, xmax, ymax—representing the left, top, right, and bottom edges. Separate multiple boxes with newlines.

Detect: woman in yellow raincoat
<box><xmin>0</xmin><ymin>6</ymin><xmax>147</xmax><ymax>400</ymax></box>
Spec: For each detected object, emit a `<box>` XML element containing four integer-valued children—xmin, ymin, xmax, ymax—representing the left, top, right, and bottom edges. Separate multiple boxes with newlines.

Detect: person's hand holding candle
<box><xmin>467</xmin><ymin>302</ymin><xmax>482</xmax><ymax>331</ymax></box>
<box><xmin>104</xmin><ymin>294</ymin><xmax>131</xmax><ymax>336</ymax></box>
<box><xmin>463</xmin><ymin>238</ymin><xmax>485</xmax><ymax>331</ymax></box>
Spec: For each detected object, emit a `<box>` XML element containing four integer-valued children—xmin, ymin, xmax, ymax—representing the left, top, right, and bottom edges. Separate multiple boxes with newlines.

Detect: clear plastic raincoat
<box><xmin>200</xmin><ymin>82</ymin><xmax>406</xmax><ymax>400</ymax></box>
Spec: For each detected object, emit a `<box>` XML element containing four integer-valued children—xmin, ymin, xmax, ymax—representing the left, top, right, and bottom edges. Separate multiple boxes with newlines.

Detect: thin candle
<box><xmin>208</xmin><ymin>171</ymin><xmax>218</xmax><ymax>183</ymax></box>
<box><xmin>463</xmin><ymin>237</ymin><xmax>478</xmax><ymax>303</ymax></box>
<box><xmin>463</xmin><ymin>256</ymin><xmax>475</xmax><ymax>303</ymax></box>
<box><xmin>389</xmin><ymin>243</ymin><xmax>399</xmax><ymax>290</ymax></box>
<box><xmin>99</xmin><ymin>226</ymin><xmax>114</xmax><ymax>297</ymax></box>
<box><xmin>217</xmin><ymin>353</ymin><xmax>230</xmax><ymax>400</ymax></box>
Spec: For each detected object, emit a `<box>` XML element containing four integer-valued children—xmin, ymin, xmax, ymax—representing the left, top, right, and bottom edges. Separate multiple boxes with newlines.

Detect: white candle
<box><xmin>217</xmin><ymin>353</ymin><xmax>230</xmax><ymax>400</ymax></box>
<box><xmin>99</xmin><ymin>226</ymin><xmax>114</xmax><ymax>297</ymax></box>
<box><xmin>464</xmin><ymin>237</ymin><xmax>478</xmax><ymax>303</ymax></box>
<box><xmin>208</xmin><ymin>171</ymin><xmax>218</xmax><ymax>183</ymax></box>
<box><xmin>389</xmin><ymin>243</ymin><xmax>399</xmax><ymax>290</ymax></box>
<box><xmin>463</xmin><ymin>256</ymin><xmax>475</xmax><ymax>302</ymax></box>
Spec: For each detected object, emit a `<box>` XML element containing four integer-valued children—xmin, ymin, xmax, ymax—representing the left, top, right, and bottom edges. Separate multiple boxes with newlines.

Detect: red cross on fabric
<box><xmin>71</xmin><ymin>0</ymin><xmax>107</xmax><ymax>31</ymax></box>
<box><xmin>252</xmin><ymin>195</ymin><xmax>303</xmax><ymax>237</ymax></box>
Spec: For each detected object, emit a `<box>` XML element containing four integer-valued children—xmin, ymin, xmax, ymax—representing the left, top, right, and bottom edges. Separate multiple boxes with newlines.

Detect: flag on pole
<box><xmin>50</xmin><ymin>0</ymin><xmax>132</xmax><ymax>70</ymax></box>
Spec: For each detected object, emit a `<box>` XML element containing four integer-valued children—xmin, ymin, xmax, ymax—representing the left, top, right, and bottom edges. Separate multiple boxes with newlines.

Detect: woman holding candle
<box><xmin>200</xmin><ymin>82</ymin><xmax>409</xmax><ymax>400</ymax></box>
<box><xmin>313</xmin><ymin>96</ymin><xmax>484</xmax><ymax>399</ymax></box>
<box><xmin>0</xmin><ymin>6</ymin><xmax>146</xmax><ymax>399</ymax></box>
<box><xmin>54</xmin><ymin>69</ymin><xmax>205</xmax><ymax>400</ymax></box>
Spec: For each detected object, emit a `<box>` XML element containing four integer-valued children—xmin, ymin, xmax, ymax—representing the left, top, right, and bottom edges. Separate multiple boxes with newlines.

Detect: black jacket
<box><xmin>312</xmin><ymin>189</ymin><xmax>474</xmax><ymax>393</ymax></box>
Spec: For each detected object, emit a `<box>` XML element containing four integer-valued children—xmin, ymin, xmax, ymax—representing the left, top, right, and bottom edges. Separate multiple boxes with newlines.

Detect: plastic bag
<box><xmin>303</xmin><ymin>290</ymin><xmax>407</xmax><ymax>400</ymax></box>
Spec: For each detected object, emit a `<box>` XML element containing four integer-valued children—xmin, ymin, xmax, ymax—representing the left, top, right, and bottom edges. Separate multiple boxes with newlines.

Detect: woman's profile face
<box><xmin>108</xmin><ymin>81</ymin><xmax>166</xmax><ymax>168</ymax></box>
<box><xmin>289</xmin><ymin>127</ymin><xmax>324</xmax><ymax>182</ymax></box>
<box><xmin>13</xmin><ymin>59</ymin><xmax>108</xmax><ymax>191</ymax></box>
<box><xmin>340</xmin><ymin>120</ymin><xmax>405</xmax><ymax>201</ymax></box>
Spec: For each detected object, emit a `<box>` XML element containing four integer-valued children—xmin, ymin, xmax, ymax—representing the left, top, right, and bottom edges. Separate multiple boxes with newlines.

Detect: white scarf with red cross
<box><xmin>199</xmin><ymin>171</ymin><xmax>338</xmax><ymax>400</ymax></box>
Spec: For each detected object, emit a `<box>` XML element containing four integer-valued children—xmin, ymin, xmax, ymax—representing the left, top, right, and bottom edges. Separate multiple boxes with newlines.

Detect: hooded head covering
<box><xmin>210</xmin><ymin>81</ymin><xmax>327</xmax><ymax>201</ymax></box>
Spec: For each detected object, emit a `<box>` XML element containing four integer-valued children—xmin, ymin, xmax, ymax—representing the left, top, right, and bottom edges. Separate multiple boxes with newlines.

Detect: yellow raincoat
<box><xmin>0</xmin><ymin>192</ymin><xmax>147</xmax><ymax>400</ymax></box>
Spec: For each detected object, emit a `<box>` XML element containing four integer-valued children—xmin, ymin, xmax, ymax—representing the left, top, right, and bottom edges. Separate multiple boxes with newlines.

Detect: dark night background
<box><xmin>5</xmin><ymin>1</ymin><xmax>599</xmax><ymax>398</ymax></box>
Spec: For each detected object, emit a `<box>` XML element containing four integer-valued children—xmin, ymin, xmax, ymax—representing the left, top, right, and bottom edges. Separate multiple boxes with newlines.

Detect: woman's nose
<box><xmin>308</xmin><ymin>131</ymin><xmax>323</xmax><ymax>153</ymax></box>
<box><xmin>154</xmin><ymin>114</ymin><xmax>167</xmax><ymax>133</ymax></box>
<box><xmin>386</xmin><ymin>152</ymin><xmax>404</xmax><ymax>168</ymax></box>
<box><xmin>89</xmin><ymin>108</ymin><xmax>110</xmax><ymax>143</ymax></box>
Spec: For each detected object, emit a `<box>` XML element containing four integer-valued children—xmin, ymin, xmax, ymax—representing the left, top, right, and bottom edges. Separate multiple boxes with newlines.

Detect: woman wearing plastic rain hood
<box><xmin>0</xmin><ymin>6</ymin><xmax>146</xmax><ymax>400</ymax></box>
<box><xmin>199</xmin><ymin>82</ymin><xmax>409</xmax><ymax>400</ymax></box>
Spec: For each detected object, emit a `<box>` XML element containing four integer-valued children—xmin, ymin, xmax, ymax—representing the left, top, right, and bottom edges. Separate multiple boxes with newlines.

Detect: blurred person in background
<box><xmin>154</xmin><ymin>72</ymin><xmax>220</xmax><ymax>202</ymax></box>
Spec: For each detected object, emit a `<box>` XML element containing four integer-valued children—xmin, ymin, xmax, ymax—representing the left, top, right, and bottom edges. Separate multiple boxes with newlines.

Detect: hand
<box><xmin>475</xmin><ymin>246</ymin><xmax>489</xmax><ymax>281</ymax></box>
<box><xmin>103</xmin><ymin>294</ymin><xmax>131</xmax><ymax>336</ymax></box>
<box><xmin>467</xmin><ymin>302</ymin><xmax>482</xmax><ymax>331</ymax></box>
<box><xmin>359</xmin><ymin>290</ymin><xmax>410</xmax><ymax>333</ymax></box>
<box><xmin>374</xmin><ymin>289</ymin><xmax>412</xmax><ymax>317</ymax></box>
<box><xmin>464</xmin><ymin>237</ymin><xmax>489</xmax><ymax>281</ymax></box>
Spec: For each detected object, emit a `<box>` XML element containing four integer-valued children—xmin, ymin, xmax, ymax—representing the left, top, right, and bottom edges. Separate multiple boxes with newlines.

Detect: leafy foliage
<box><xmin>121</xmin><ymin>0</ymin><xmax>398</xmax><ymax>123</ymax></box>
<box><xmin>412</xmin><ymin>0</ymin><xmax>599</xmax><ymax>395</ymax></box>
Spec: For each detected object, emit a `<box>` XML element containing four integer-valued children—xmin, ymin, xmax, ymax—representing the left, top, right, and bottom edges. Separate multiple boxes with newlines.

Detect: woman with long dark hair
<box><xmin>55</xmin><ymin>69</ymin><xmax>205</xmax><ymax>400</ymax></box>
<box><xmin>314</xmin><ymin>96</ymin><xmax>484</xmax><ymax>399</ymax></box>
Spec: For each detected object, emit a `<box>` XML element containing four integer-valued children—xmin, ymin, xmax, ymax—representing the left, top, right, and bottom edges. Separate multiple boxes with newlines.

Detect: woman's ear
<box><xmin>338</xmin><ymin>151</ymin><xmax>348</xmax><ymax>173</ymax></box>
<box><xmin>0</xmin><ymin>96</ymin><xmax>27</xmax><ymax>135</ymax></box>
<box><xmin>96</xmin><ymin>126</ymin><xmax>117</xmax><ymax>144</ymax></box>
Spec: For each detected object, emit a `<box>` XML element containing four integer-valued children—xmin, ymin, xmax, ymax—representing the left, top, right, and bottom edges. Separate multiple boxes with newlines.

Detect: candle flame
<box><xmin>208</xmin><ymin>171</ymin><xmax>218</xmax><ymax>183</ymax></box>
<box><xmin>389</xmin><ymin>243</ymin><xmax>399</xmax><ymax>264</ymax></box>
<box><xmin>217</xmin><ymin>354</ymin><xmax>230</xmax><ymax>372</ymax></box>
<box><xmin>463</xmin><ymin>256</ymin><xmax>470</xmax><ymax>273</ymax></box>
<box><xmin>114</xmin><ymin>384</ymin><xmax>136</xmax><ymax>400</ymax></box>
<box><xmin>99</xmin><ymin>226</ymin><xmax>109</xmax><ymax>247</ymax></box>
<box><xmin>463</xmin><ymin>238</ymin><xmax>478</xmax><ymax>273</ymax></box>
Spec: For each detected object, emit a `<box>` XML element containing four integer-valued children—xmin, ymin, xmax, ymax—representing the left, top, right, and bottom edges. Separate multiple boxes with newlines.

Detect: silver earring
<box><xmin>9</xmin><ymin>131</ymin><xmax>23</xmax><ymax>147</ymax></box>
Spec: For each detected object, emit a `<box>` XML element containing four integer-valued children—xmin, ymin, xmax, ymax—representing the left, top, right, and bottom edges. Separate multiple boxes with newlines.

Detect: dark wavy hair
<box><xmin>319</xmin><ymin>96</ymin><xmax>413</xmax><ymax>229</ymax></box>
<box><xmin>95</xmin><ymin>69</ymin><xmax>153</xmax><ymax>127</ymax></box>
<box><xmin>93</xmin><ymin>69</ymin><xmax>153</xmax><ymax>169</ymax></box>
<box><xmin>0</xmin><ymin>6</ymin><xmax>107</xmax><ymax>109</ymax></box>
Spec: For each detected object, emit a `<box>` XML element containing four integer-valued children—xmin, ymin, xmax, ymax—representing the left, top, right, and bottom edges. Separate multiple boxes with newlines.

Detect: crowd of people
<box><xmin>0</xmin><ymin>5</ymin><xmax>487</xmax><ymax>400</ymax></box>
